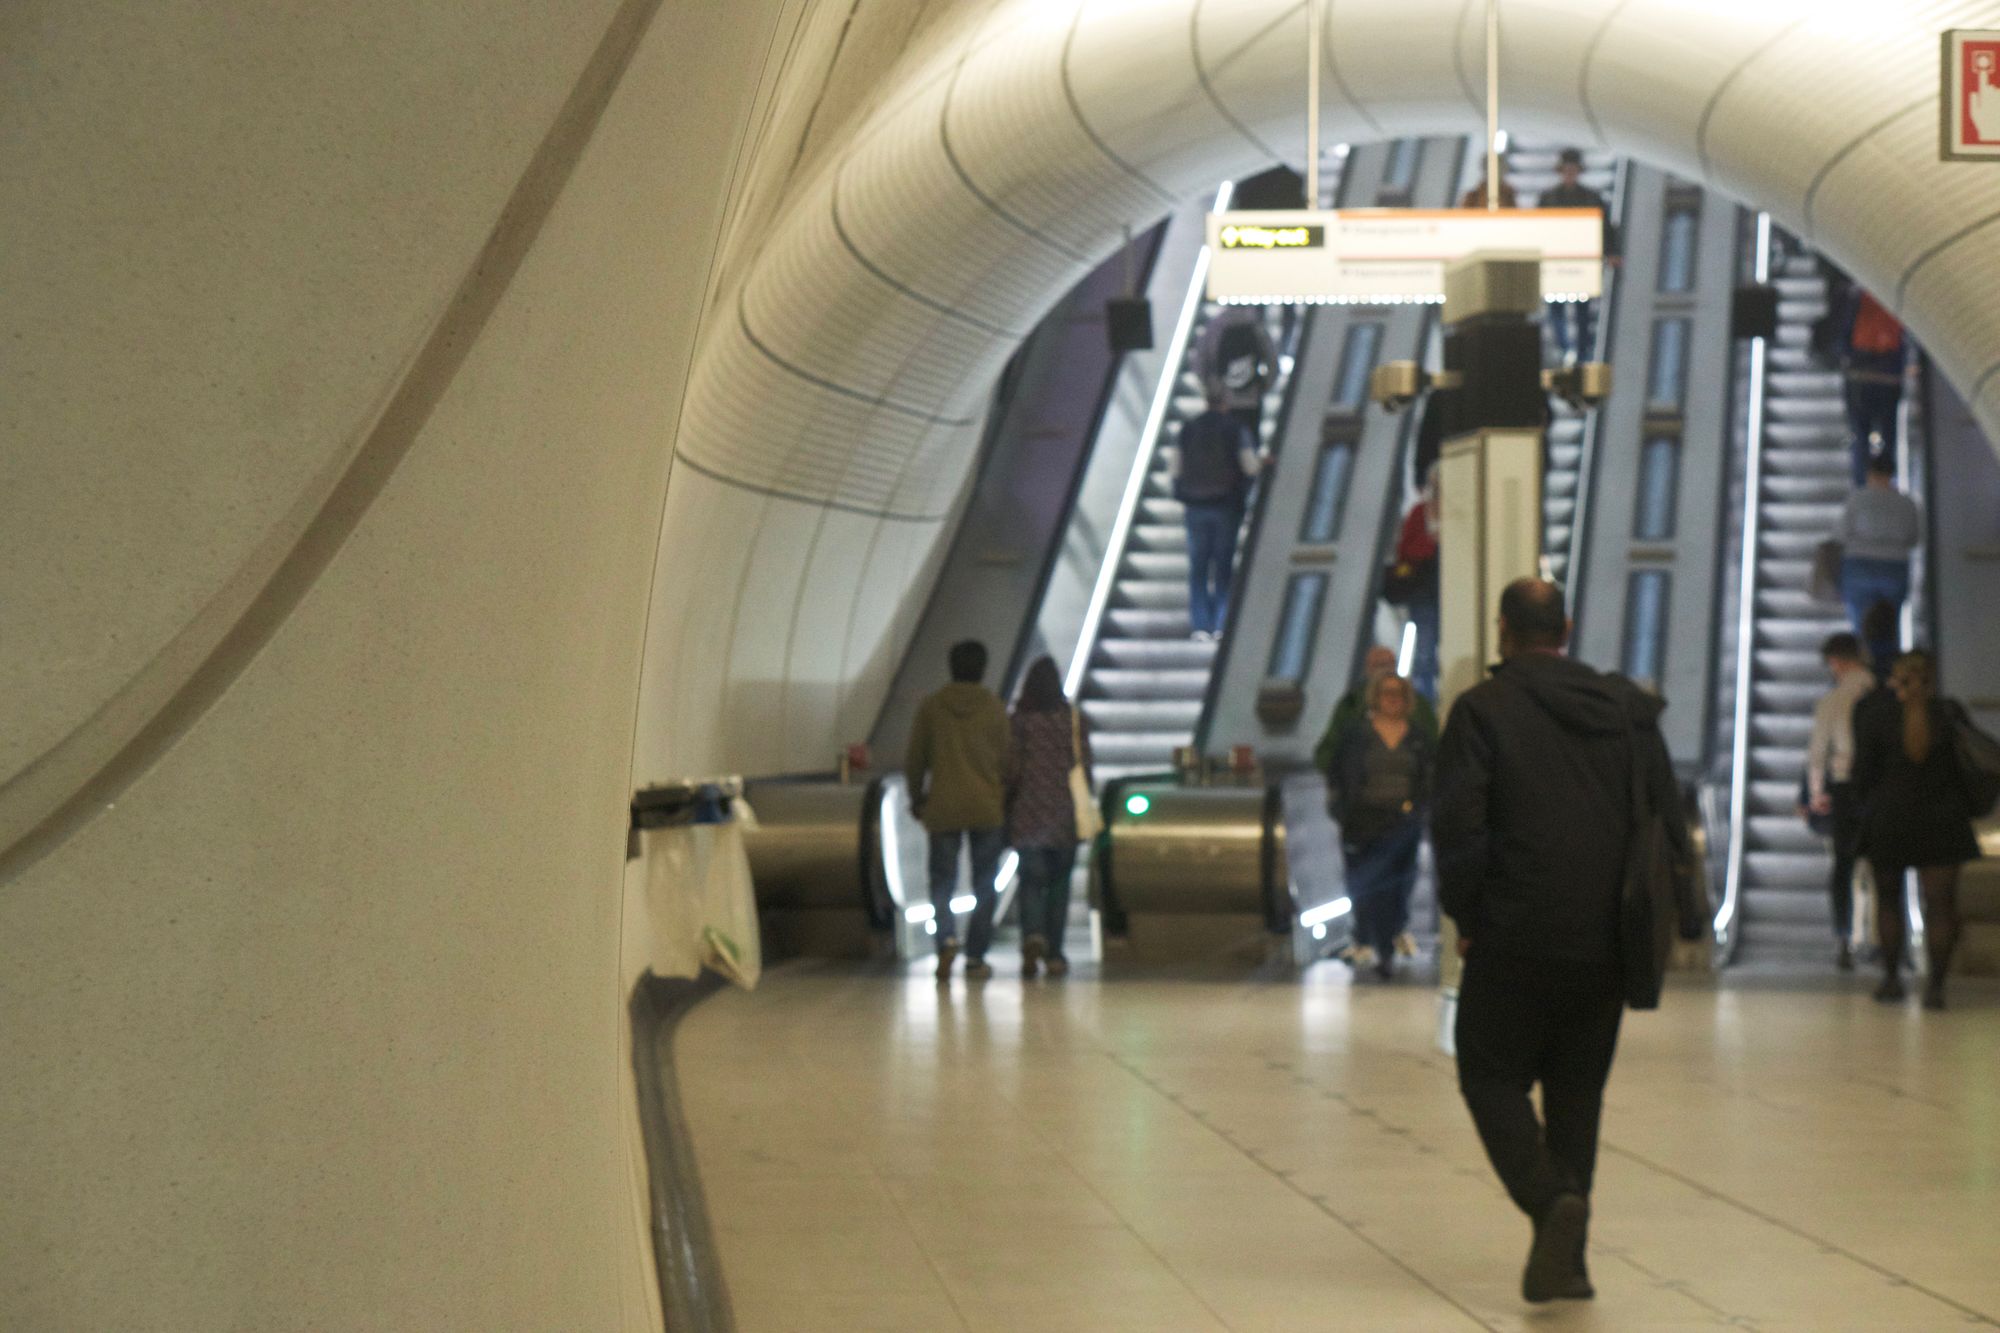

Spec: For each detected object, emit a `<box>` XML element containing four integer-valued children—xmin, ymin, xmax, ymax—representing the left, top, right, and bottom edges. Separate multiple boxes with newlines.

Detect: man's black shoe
<box><xmin>1523</xmin><ymin>1194</ymin><xmax>1593</xmax><ymax>1303</ymax></box>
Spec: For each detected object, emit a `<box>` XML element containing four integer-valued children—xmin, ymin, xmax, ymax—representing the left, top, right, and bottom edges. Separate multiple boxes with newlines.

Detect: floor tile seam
<box><xmin>1599</xmin><ymin>1141</ymin><xmax>2000</xmax><ymax>1327</ymax></box>
<box><xmin>1170</xmin><ymin>1060</ymin><xmax>1770</xmax><ymax>1328</ymax></box>
<box><xmin>875</xmin><ymin>1161</ymin><xmax>978</xmax><ymax>1332</ymax></box>
<box><xmin>1096</xmin><ymin>1047</ymin><xmax>1502</xmax><ymax>1332</ymax></box>
<box><xmin>996</xmin><ymin>1046</ymin><xmax>1243</xmax><ymax>1331</ymax></box>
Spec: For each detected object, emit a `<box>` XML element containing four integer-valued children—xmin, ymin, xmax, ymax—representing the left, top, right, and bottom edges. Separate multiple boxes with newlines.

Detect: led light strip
<box><xmin>1716</xmin><ymin>213</ymin><xmax>1774</xmax><ymax>948</ymax></box>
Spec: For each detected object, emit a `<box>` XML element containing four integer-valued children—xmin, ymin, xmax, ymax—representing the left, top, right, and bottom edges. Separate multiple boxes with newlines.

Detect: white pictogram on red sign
<box><xmin>1961</xmin><ymin>41</ymin><xmax>2000</xmax><ymax>145</ymax></box>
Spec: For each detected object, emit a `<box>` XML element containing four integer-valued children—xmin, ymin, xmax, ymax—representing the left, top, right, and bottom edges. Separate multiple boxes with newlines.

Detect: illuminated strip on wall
<box><xmin>1717</xmin><ymin>212</ymin><xmax>1773</xmax><ymax>948</ymax></box>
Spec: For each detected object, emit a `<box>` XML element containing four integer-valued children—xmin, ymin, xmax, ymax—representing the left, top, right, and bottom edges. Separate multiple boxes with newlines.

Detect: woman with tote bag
<box><xmin>1006</xmin><ymin>657</ymin><xmax>1096</xmax><ymax>978</ymax></box>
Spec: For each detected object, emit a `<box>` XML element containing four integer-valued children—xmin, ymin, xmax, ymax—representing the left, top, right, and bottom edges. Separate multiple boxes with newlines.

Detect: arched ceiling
<box><xmin>678</xmin><ymin>0</ymin><xmax>2000</xmax><ymax>530</ymax></box>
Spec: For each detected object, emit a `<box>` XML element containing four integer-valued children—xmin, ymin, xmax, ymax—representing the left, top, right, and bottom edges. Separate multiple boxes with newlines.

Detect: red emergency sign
<box><xmin>1943</xmin><ymin>30</ymin><xmax>2000</xmax><ymax>160</ymax></box>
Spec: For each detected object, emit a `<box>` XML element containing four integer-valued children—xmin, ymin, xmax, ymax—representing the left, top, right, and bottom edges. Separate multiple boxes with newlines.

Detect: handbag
<box><xmin>1949</xmin><ymin>702</ymin><xmax>2000</xmax><ymax>818</ymax></box>
<box><xmin>1068</xmin><ymin>706</ymin><xmax>1105</xmax><ymax>841</ymax></box>
<box><xmin>1380</xmin><ymin>559</ymin><xmax>1420</xmax><ymax>607</ymax></box>
<box><xmin>1811</xmin><ymin>538</ymin><xmax>1844</xmax><ymax>604</ymax></box>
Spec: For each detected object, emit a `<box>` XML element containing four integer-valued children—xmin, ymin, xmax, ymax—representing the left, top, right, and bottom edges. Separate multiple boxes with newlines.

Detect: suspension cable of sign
<box><xmin>1485</xmin><ymin>0</ymin><xmax>1500</xmax><ymax>210</ymax></box>
<box><xmin>1306</xmin><ymin>0</ymin><xmax>1322</xmax><ymax>208</ymax></box>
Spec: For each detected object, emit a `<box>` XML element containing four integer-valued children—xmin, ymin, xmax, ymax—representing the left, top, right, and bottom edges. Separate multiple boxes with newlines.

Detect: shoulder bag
<box><xmin>1068</xmin><ymin>707</ymin><xmax>1105</xmax><ymax>841</ymax></box>
<box><xmin>1949</xmin><ymin>702</ymin><xmax>2000</xmax><ymax>819</ymax></box>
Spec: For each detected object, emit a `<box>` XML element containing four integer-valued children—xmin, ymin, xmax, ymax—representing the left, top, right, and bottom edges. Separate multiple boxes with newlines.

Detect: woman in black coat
<box><xmin>1850</xmin><ymin>651</ymin><xmax>1981</xmax><ymax>1008</ymax></box>
<box><xmin>1326</xmin><ymin>673</ymin><xmax>1434</xmax><ymax>979</ymax></box>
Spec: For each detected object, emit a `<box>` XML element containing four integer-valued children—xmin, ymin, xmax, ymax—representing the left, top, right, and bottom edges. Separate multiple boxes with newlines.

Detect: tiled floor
<box><xmin>676</xmin><ymin>958</ymin><xmax>2000</xmax><ymax>1331</ymax></box>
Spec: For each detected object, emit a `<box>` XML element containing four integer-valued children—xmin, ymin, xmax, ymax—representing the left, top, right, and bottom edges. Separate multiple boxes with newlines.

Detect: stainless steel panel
<box><xmin>1107</xmin><ymin>785</ymin><xmax>1284</xmax><ymax>918</ymax></box>
<box><xmin>740</xmin><ymin>780</ymin><xmax>875</xmax><ymax>913</ymax></box>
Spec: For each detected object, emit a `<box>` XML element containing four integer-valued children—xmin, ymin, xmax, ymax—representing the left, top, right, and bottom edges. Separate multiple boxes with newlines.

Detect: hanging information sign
<box><xmin>1205</xmin><ymin>208</ymin><xmax>1603</xmax><ymax>305</ymax></box>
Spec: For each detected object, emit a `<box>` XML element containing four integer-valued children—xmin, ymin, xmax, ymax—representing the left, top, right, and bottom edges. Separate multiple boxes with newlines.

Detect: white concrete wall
<box><xmin>1</xmin><ymin>2</ymin><xmax>807</xmax><ymax>1326</ymax></box>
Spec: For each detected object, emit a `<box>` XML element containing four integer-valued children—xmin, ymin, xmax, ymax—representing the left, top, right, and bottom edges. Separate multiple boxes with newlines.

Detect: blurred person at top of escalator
<box><xmin>1163</xmin><ymin>383</ymin><xmax>1263</xmax><ymax>642</ymax></box>
<box><xmin>1325</xmin><ymin>671</ymin><xmax>1435</xmax><ymax>980</ymax></box>
<box><xmin>1538</xmin><ymin>148</ymin><xmax>1620</xmax><ymax>367</ymax></box>
<box><xmin>1850</xmin><ymin>650</ymin><xmax>1983</xmax><ymax>1011</ymax></box>
<box><xmin>1834</xmin><ymin>287</ymin><xmax>1909</xmax><ymax>487</ymax></box>
<box><xmin>1197</xmin><ymin>306</ymin><xmax>1278</xmax><ymax>442</ymax></box>
<box><xmin>1317</xmin><ymin>646</ymin><xmax>1438</xmax><ymax>777</ymax></box>
<box><xmin>1801</xmin><ymin>632</ymin><xmax>1875</xmax><ymax>972</ymax></box>
<box><xmin>1005</xmin><ymin>656</ymin><xmax>1094</xmax><ymax>981</ymax></box>
<box><xmin>1835</xmin><ymin>454</ymin><xmax>1920</xmax><ymax>675</ymax></box>
<box><xmin>1385</xmin><ymin>469</ymin><xmax>1442</xmax><ymax>702</ymax></box>
<box><xmin>1459</xmin><ymin>171</ymin><xmax>1518</xmax><ymax>211</ymax></box>
<box><xmin>906</xmin><ymin>639</ymin><xmax>1010</xmax><ymax>983</ymax></box>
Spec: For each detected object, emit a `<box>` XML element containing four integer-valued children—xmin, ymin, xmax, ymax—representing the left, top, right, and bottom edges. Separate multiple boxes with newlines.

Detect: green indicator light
<box><xmin>1125</xmin><ymin>793</ymin><xmax>1152</xmax><ymax>817</ymax></box>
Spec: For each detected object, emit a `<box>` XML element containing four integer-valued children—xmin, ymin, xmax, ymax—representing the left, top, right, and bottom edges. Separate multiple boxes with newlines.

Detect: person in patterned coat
<box><xmin>1005</xmin><ymin>657</ymin><xmax>1094</xmax><ymax>978</ymax></box>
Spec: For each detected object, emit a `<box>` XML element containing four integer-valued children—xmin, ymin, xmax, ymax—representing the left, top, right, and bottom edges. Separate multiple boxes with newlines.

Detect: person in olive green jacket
<box><xmin>1316</xmin><ymin>644</ymin><xmax>1439</xmax><ymax>777</ymax></box>
<box><xmin>907</xmin><ymin>640</ymin><xmax>1012</xmax><ymax>981</ymax></box>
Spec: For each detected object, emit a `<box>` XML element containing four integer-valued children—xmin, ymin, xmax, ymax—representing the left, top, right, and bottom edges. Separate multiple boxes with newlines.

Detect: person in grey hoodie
<box><xmin>906</xmin><ymin>640</ymin><xmax>1011</xmax><ymax>981</ymax></box>
<box><xmin>1432</xmin><ymin>579</ymin><xmax>1701</xmax><ymax>1305</ymax></box>
<box><xmin>1836</xmin><ymin>454</ymin><xmax>1921</xmax><ymax>673</ymax></box>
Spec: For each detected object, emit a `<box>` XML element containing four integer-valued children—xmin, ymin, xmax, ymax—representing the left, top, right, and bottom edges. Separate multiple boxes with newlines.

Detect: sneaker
<box><xmin>1346</xmin><ymin>945</ymin><xmax>1379</xmax><ymax>971</ymax></box>
<box><xmin>1523</xmin><ymin>1194</ymin><xmax>1593</xmax><ymax>1303</ymax></box>
<box><xmin>1045</xmin><ymin>956</ymin><xmax>1070</xmax><ymax>978</ymax></box>
<box><xmin>1022</xmin><ymin>933</ymin><xmax>1047</xmax><ymax>979</ymax></box>
<box><xmin>1393</xmin><ymin>932</ymin><xmax>1418</xmax><ymax>958</ymax></box>
<box><xmin>935</xmin><ymin>938</ymin><xmax>959</xmax><ymax>982</ymax></box>
<box><xmin>964</xmin><ymin>959</ymin><xmax>994</xmax><ymax>981</ymax></box>
<box><xmin>1190</xmin><ymin>629</ymin><xmax>1214</xmax><ymax>643</ymax></box>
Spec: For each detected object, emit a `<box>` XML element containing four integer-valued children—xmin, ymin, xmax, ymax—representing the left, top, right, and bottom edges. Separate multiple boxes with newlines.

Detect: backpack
<box><xmin>1215</xmin><ymin>321</ymin><xmax>1268</xmax><ymax>391</ymax></box>
<box><xmin>1174</xmin><ymin>413</ymin><xmax>1249</xmax><ymax>504</ymax></box>
<box><xmin>1850</xmin><ymin>293</ymin><xmax>1902</xmax><ymax>356</ymax></box>
<box><xmin>1950</xmin><ymin>702</ymin><xmax>2000</xmax><ymax>818</ymax></box>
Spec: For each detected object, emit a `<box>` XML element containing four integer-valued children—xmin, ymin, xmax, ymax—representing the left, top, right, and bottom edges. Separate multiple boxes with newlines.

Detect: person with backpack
<box><xmin>905</xmin><ymin>640</ymin><xmax>1011</xmax><ymax>982</ymax></box>
<box><xmin>1197</xmin><ymin>307</ymin><xmax>1278</xmax><ymax>441</ymax></box>
<box><xmin>1004</xmin><ymin>656</ymin><xmax>1094</xmax><ymax>979</ymax></box>
<box><xmin>1386</xmin><ymin>468</ymin><xmax>1442</xmax><ymax>700</ymax></box>
<box><xmin>1163</xmin><ymin>384</ymin><xmax>1262</xmax><ymax>640</ymax></box>
<box><xmin>1839</xmin><ymin>288</ymin><xmax>1908</xmax><ymax>486</ymax></box>
<box><xmin>1835</xmin><ymin>455</ymin><xmax>1922</xmax><ymax>673</ymax></box>
<box><xmin>1850</xmin><ymin>650</ymin><xmax>1986</xmax><ymax>1009</ymax></box>
<box><xmin>1432</xmin><ymin>579</ymin><xmax>1702</xmax><ymax>1304</ymax></box>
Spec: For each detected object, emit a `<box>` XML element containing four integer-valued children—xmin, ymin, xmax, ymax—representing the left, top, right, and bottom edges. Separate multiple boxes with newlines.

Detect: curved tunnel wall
<box><xmin>637</xmin><ymin>0</ymin><xmax>2000</xmax><ymax>782</ymax></box>
<box><xmin>7</xmin><ymin>0</ymin><xmax>2000</xmax><ymax>1326</ymax></box>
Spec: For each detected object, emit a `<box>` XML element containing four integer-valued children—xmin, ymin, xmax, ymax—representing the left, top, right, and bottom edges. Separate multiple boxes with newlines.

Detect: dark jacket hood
<box><xmin>1496</xmin><ymin>652</ymin><xmax>1663</xmax><ymax>736</ymax></box>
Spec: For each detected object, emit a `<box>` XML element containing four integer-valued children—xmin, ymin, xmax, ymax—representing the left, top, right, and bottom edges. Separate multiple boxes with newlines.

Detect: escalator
<box><xmin>1725</xmin><ymin>243</ymin><xmax>1928</xmax><ymax>965</ymax></box>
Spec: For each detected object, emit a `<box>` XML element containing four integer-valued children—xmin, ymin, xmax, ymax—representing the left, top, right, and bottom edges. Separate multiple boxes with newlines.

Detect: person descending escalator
<box><xmin>1317</xmin><ymin>645</ymin><xmax>1438</xmax><ymax>772</ymax></box>
<box><xmin>1323</xmin><ymin>672</ymin><xmax>1434</xmax><ymax>979</ymax></box>
<box><xmin>906</xmin><ymin>640</ymin><xmax>1011</xmax><ymax>983</ymax></box>
<box><xmin>1005</xmin><ymin>656</ymin><xmax>1094</xmax><ymax>980</ymax></box>
<box><xmin>1383</xmin><ymin>470</ymin><xmax>1442</xmax><ymax>702</ymax></box>
<box><xmin>1537</xmin><ymin>148</ymin><xmax>1620</xmax><ymax>367</ymax></box>
<box><xmin>1197</xmin><ymin>306</ymin><xmax>1278</xmax><ymax>443</ymax></box>
<box><xmin>1835</xmin><ymin>454</ymin><xmax>1921</xmax><ymax>675</ymax></box>
<box><xmin>1800</xmin><ymin>633</ymin><xmax>1875</xmax><ymax>972</ymax></box>
<box><xmin>1850</xmin><ymin>650</ymin><xmax>1985</xmax><ymax>1010</ymax></box>
<box><xmin>1163</xmin><ymin>383</ymin><xmax>1263</xmax><ymax>642</ymax></box>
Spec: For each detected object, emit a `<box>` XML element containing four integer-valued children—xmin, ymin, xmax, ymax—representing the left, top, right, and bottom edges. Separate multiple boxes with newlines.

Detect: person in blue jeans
<box><xmin>1166</xmin><ymin>384</ymin><xmax>1262</xmax><ymax>641</ymax></box>
<box><xmin>906</xmin><ymin>640</ymin><xmax>1011</xmax><ymax>981</ymax></box>
<box><xmin>1324</xmin><ymin>673</ymin><xmax>1434</xmax><ymax>979</ymax></box>
<box><xmin>1837</xmin><ymin>455</ymin><xmax>1920</xmax><ymax>673</ymax></box>
<box><xmin>1005</xmin><ymin>657</ymin><xmax>1094</xmax><ymax>978</ymax></box>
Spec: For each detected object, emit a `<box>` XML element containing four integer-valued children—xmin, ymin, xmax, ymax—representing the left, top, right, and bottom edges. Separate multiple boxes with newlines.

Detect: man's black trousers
<box><xmin>1455</xmin><ymin>950</ymin><xmax>1624</xmax><ymax>1220</ymax></box>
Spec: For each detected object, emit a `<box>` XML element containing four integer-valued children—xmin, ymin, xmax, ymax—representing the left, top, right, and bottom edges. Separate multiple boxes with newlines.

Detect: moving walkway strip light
<box><xmin>1124</xmin><ymin>792</ymin><xmax>1151</xmax><ymax>816</ymax></box>
<box><xmin>1718</xmin><ymin>212</ymin><xmax>1774</xmax><ymax>942</ymax></box>
<box><xmin>1299</xmin><ymin>897</ymin><xmax>1353</xmax><ymax>927</ymax></box>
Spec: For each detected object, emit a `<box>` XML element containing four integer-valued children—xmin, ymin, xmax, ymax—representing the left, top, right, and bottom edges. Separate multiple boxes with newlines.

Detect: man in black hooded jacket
<box><xmin>1433</xmin><ymin>579</ymin><xmax>1699</xmax><ymax>1304</ymax></box>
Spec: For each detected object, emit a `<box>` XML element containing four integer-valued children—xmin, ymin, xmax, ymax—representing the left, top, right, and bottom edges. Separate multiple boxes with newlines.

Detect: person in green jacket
<box><xmin>1316</xmin><ymin>644</ymin><xmax>1439</xmax><ymax>775</ymax></box>
<box><xmin>907</xmin><ymin>640</ymin><xmax>1011</xmax><ymax>981</ymax></box>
